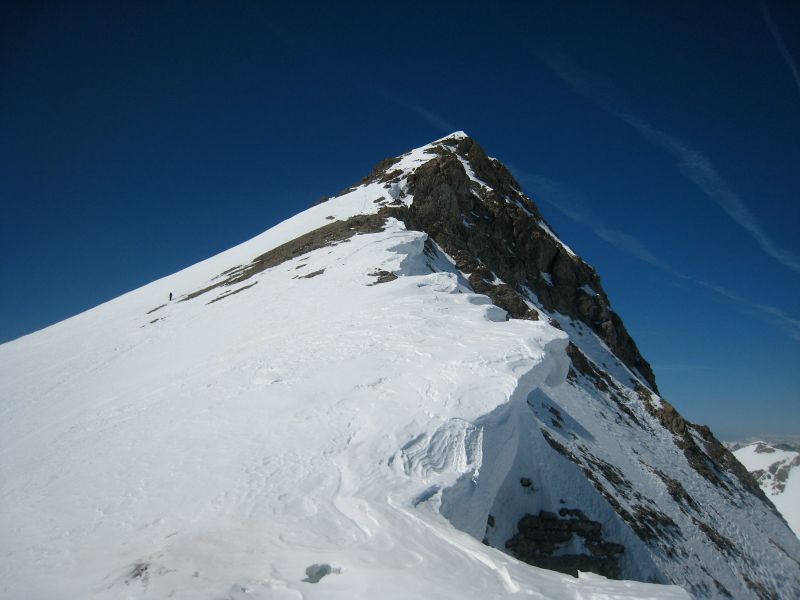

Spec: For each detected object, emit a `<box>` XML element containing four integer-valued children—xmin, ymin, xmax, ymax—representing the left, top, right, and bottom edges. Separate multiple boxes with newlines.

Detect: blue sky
<box><xmin>2</xmin><ymin>1</ymin><xmax>798</xmax><ymax>440</ymax></box>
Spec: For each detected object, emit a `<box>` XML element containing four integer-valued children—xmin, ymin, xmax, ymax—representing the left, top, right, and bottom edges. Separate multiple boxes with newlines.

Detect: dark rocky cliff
<box><xmin>364</xmin><ymin>134</ymin><xmax>658</xmax><ymax>392</ymax></box>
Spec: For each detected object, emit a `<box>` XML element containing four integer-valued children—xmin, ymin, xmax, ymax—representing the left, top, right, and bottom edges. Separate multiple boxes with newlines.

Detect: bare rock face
<box><xmin>505</xmin><ymin>509</ymin><xmax>625</xmax><ymax>579</ymax></box>
<box><xmin>338</xmin><ymin>136</ymin><xmax>654</xmax><ymax>394</ymax></box>
<box><xmin>400</xmin><ymin>136</ymin><xmax>658</xmax><ymax>392</ymax></box>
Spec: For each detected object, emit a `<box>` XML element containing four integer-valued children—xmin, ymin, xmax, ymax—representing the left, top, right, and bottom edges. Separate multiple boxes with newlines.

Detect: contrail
<box><xmin>618</xmin><ymin>112</ymin><xmax>800</xmax><ymax>274</ymax></box>
<box><xmin>372</xmin><ymin>89</ymin><xmax>456</xmax><ymax>134</ymax></box>
<box><xmin>760</xmin><ymin>0</ymin><xmax>800</xmax><ymax>98</ymax></box>
<box><xmin>540</xmin><ymin>52</ymin><xmax>800</xmax><ymax>274</ymax></box>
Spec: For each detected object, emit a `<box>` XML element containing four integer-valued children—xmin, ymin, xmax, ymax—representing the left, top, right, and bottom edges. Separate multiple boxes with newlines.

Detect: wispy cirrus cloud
<box><xmin>617</xmin><ymin>113</ymin><xmax>800</xmax><ymax>274</ymax></box>
<box><xmin>691</xmin><ymin>278</ymin><xmax>800</xmax><ymax>341</ymax></box>
<box><xmin>519</xmin><ymin>172</ymin><xmax>800</xmax><ymax>340</ymax></box>
<box><xmin>652</xmin><ymin>364</ymin><xmax>730</xmax><ymax>373</ymax></box>
<box><xmin>372</xmin><ymin>90</ymin><xmax>456</xmax><ymax>134</ymax></box>
<box><xmin>760</xmin><ymin>0</ymin><xmax>800</xmax><ymax>98</ymax></box>
<box><xmin>520</xmin><ymin>174</ymin><xmax>680</xmax><ymax>274</ymax></box>
<box><xmin>539</xmin><ymin>52</ymin><xmax>800</xmax><ymax>275</ymax></box>
<box><xmin>399</xmin><ymin>101</ymin><xmax>456</xmax><ymax>135</ymax></box>
<box><xmin>538</xmin><ymin>53</ymin><xmax>622</xmax><ymax>112</ymax></box>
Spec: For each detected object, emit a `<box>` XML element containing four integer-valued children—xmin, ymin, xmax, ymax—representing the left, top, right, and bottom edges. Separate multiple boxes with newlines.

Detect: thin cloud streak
<box><xmin>692</xmin><ymin>279</ymin><xmax>800</xmax><ymax>341</ymax></box>
<box><xmin>653</xmin><ymin>364</ymin><xmax>730</xmax><ymax>373</ymax></box>
<box><xmin>539</xmin><ymin>52</ymin><xmax>800</xmax><ymax>274</ymax></box>
<box><xmin>522</xmin><ymin>174</ymin><xmax>680</xmax><ymax>274</ymax></box>
<box><xmin>374</xmin><ymin>91</ymin><xmax>456</xmax><ymax>134</ymax></box>
<box><xmin>618</xmin><ymin>113</ymin><xmax>800</xmax><ymax>274</ymax></box>
<box><xmin>538</xmin><ymin>53</ymin><xmax>621</xmax><ymax>112</ymax></box>
<box><xmin>760</xmin><ymin>0</ymin><xmax>800</xmax><ymax>98</ymax></box>
<box><xmin>521</xmin><ymin>172</ymin><xmax>800</xmax><ymax>340</ymax></box>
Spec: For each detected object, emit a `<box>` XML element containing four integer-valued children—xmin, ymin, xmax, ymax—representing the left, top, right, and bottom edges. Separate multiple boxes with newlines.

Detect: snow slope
<box><xmin>2</xmin><ymin>132</ymin><xmax>798</xmax><ymax>599</ymax></box>
<box><xmin>734</xmin><ymin>442</ymin><xmax>800</xmax><ymax>538</ymax></box>
<box><xmin>0</xmin><ymin>175</ymin><xmax>685</xmax><ymax>595</ymax></box>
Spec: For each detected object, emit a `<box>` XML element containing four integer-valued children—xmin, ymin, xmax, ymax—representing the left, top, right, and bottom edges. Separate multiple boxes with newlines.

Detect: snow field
<box><xmin>0</xmin><ymin>216</ymin><xmax>689</xmax><ymax>598</ymax></box>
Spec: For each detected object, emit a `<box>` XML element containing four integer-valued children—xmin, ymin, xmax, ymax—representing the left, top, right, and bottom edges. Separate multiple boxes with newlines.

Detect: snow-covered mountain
<box><xmin>2</xmin><ymin>132</ymin><xmax>798</xmax><ymax>599</ymax></box>
<box><xmin>734</xmin><ymin>441</ymin><xmax>800</xmax><ymax>539</ymax></box>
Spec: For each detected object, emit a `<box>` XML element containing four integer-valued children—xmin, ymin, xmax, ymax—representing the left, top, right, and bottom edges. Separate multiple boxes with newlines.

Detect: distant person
<box><xmin>169</xmin><ymin>292</ymin><xmax>173</xmax><ymax>301</ymax></box>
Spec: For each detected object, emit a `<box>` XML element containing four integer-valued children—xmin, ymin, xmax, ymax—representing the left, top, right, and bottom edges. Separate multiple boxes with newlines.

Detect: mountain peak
<box><xmin>337</xmin><ymin>133</ymin><xmax>659</xmax><ymax>392</ymax></box>
<box><xmin>435</xmin><ymin>130</ymin><xmax>470</xmax><ymax>141</ymax></box>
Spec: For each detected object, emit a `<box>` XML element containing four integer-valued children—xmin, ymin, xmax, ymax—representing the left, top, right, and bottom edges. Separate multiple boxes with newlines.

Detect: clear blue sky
<box><xmin>2</xmin><ymin>1</ymin><xmax>798</xmax><ymax>441</ymax></box>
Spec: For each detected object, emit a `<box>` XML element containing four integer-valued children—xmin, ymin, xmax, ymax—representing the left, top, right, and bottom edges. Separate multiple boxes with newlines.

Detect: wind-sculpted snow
<box><xmin>0</xmin><ymin>214</ymin><xmax>687</xmax><ymax>598</ymax></box>
<box><xmin>399</xmin><ymin>418</ymin><xmax>484</xmax><ymax>478</ymax></box>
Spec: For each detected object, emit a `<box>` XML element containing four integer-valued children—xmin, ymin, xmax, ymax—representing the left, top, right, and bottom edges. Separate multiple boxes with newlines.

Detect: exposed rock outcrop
<box><xmin>181</xmin><ymin>210</ymin><xmax>402</xmax><ymax>302</ymax></box>
<box><xmin>505</xmin><ymin>509</ymin><xmax>625</xmax><ymax>579</ymax></box>
<box><xmin>399</xmin><ymin>135</ymin><xmax>658</xmax><ymax>392</ymax></box>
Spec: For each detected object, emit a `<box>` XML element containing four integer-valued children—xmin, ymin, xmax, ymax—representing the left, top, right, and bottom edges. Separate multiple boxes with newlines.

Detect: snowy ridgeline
<box><xmin>734</xmin><ymin>442</ymin><xmax>800</xmax><ymax>538</ymax></box>
<box><xmin>1</xmin><ymin>132</ymin><xmax>798</xmax><ymax>599</ymax></box>
<box><xmin>0</xmin><ymin>199</ymin><xmax>685</xmax><ymax>597</ymax></box>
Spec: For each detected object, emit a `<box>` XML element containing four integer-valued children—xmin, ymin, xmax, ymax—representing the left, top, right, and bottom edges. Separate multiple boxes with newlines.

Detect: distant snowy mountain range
<box><xmin>2</xmin><ymin>132</ymin><xmax>799</xmax><ymax>599</ymax></box>
<box><xmin>732</xmin><ymin>441</ymin><xmax>800</xmax><ymax>539</ymax></box>
<box><xmin>727</xmin><ymin>439</ymin><xmax>800</xmax><ymax>453</ymax></box>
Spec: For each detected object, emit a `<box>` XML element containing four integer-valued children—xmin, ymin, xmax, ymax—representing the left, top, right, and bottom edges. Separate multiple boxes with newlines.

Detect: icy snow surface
<box><xmin>0</xmin><ymin>136</ymin><xmax>689</xmax><ymax>599</ymax></box>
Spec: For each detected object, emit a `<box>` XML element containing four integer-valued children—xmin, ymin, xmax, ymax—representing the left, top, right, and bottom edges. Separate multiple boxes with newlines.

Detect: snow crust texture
<box><xmin>1</xmin><ymin>132</ymin><xmax>797</xmax><ymax>599</ymax></box>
